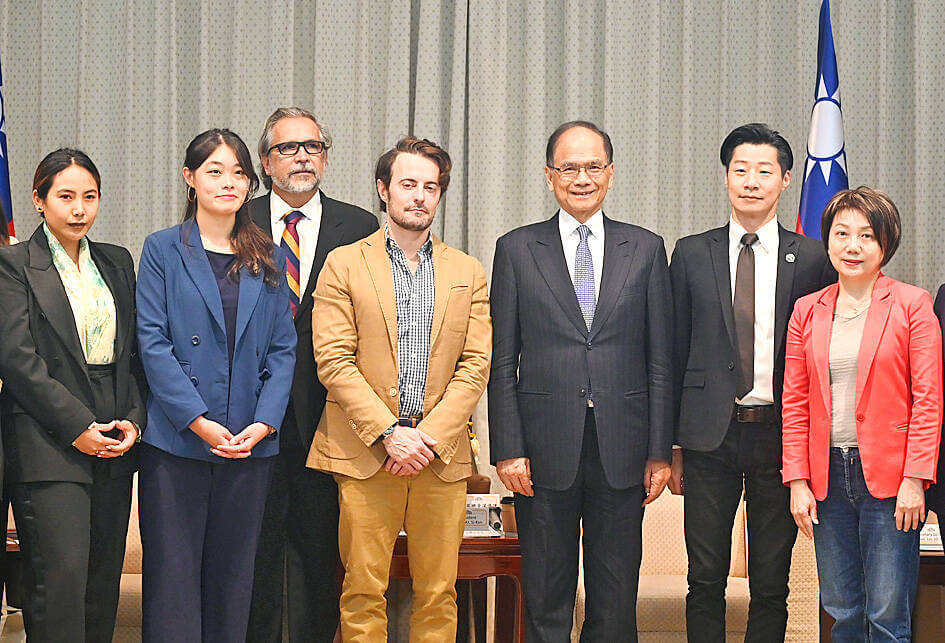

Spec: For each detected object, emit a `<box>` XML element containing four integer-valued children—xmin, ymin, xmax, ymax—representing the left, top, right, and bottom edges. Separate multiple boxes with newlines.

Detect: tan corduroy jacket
<box><xmin>307</xmin><ymin>228</ymin><xmax>491</xmax><ymax>482</ymax></box>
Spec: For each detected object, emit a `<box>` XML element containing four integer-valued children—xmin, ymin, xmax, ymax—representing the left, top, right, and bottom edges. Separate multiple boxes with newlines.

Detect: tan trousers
<box><xmin>336</xmin><ymin>467</ymin><xmax>466</xmax><ymax>642</ymax></box>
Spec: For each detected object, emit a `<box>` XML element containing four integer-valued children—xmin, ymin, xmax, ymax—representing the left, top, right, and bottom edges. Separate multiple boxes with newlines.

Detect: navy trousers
<box><xmin>139</xmin><ymin>444</ymin><xmax>273</xmax><ymax>643</ymax></box>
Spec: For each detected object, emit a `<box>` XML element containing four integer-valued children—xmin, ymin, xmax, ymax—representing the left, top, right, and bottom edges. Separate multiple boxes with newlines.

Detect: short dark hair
<box><xmin>820</xmin><ymin>186</ymin><xmax>901</xmax><ymax>266</ymax></box>
<box><xmin>33</xmin><ymin>148</ymin><xmax>101</xmax><ymax>200</ymax></box>
<box><xmin>546</xmin><ymin>121</ymin><xmax>613</xmax><ymax>167</ymax></box>
<box><xmin>720</xmin><ymin>123</ymin><xmax>793</xmax><ymax>176</ymax></box>
<box><xmin>374</xmin><ymin>137</ymin><xmax>452</xmax><ymax>212</ymax></box>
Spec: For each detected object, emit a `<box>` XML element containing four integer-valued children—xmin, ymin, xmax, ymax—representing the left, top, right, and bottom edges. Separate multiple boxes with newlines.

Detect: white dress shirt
<box><xmin>268</xmin><ymin>190</ymin><xmax>323</xmax><ymax>296</ymax></box>
<box><xmin>728</xmin><ymin>216</ymin><xmax>778</xmax><ymax>405</ymax></box>
<box><xmin>558</xmin><ymin>209</ymin><xmax>604</xmax><ymax>300</ymax></box>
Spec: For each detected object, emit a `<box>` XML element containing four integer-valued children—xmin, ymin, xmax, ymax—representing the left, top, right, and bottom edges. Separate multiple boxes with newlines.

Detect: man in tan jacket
<box><xmin>308</xmin><ymin>137</ymin><xmax>491</xmax><ymax>641</ymax></box>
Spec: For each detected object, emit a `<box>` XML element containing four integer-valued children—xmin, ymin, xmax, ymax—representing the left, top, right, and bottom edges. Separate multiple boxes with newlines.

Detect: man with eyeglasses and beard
<box><xmin>246</xmin><ymin>107</ymin><xmax>378</xmax><ymax>643</ymax></box>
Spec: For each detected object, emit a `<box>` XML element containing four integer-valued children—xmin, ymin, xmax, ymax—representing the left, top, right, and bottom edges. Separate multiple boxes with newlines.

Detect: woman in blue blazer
<box><xmin>136</xmin><ymin>129</ymin><xmax>296</xmax><ymax>642</ymax></box>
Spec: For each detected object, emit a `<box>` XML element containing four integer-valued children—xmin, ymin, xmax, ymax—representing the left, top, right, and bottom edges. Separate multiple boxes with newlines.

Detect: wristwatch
<box><xmin>380</xmin><ymin>423</ymin><xmax>396</xmax><ymax>442</ymax></box>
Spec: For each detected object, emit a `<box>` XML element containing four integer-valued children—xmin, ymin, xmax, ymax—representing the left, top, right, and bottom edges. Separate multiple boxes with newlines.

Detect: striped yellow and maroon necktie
<box><xmin>281</xmin><ymin>210</ymin><xmax>303</xmax><ymax>316</ymax></box>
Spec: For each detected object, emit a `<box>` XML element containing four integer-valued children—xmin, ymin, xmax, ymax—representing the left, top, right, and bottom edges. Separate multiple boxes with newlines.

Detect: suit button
<box><xmin>190</xmin><ymin>376</ymin><xmax>199</xmax><ymax>385</ymax></box>
<box><xmin>728</xmin><ymin>362</ymin><xmax>735</xmax><ymax>370</ymax></box>
<box><xmin>389</xmin><ymin>387</ymin><xmax>397</xmax><ymax>397</ymax></box>
<box><xmin>586</xmin><ymin>342</ymin><xmax>592</xmax><ymax>350</ymax></box>
<box><xmin>856</xmin><ymin>413</ymin><xmax>865</xmax><ymax>422</ymax></box>
<box><xmin>191</xmin><ymin>335</ymin><xmax>200</xmax><ymax>345</ymax></box>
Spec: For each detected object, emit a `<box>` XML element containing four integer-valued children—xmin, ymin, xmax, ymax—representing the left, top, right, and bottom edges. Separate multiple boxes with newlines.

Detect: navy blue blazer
<box><xmin>136</xmin><ymin>219</ymin><xmax>296</xmax><ymax>462</ymax></box>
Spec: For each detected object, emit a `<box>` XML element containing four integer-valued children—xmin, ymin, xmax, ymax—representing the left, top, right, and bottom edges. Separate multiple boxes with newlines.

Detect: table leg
<box><xmin>471</xmin><ymin>578</ymin><xmax>487</xmax><ymax>641</ymax></box>
<box><xmin>495</xmin><ymin>575</ymin><xmax>525</xmax><ymax>642</ymax></box>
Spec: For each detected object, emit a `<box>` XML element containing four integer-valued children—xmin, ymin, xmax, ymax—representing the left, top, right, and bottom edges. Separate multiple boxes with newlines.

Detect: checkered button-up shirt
<box><xmin>386</xmin><ymin>228</ymin><xmax>435</xmax><ymax>417</ymax></box>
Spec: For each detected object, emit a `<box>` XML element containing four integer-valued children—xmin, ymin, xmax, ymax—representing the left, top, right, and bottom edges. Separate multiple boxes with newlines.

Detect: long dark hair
<box><xmin>182</xmin><ymin>129</ymin><xmax>281</xmax><ymax>287</ymax></box>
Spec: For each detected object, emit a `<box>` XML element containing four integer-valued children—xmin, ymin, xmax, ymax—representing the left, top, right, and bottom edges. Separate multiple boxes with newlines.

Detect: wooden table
<box><xmin>389</xmin><ymin>534</ymin><xmax>525</xmax><ymax>642</ymax></box>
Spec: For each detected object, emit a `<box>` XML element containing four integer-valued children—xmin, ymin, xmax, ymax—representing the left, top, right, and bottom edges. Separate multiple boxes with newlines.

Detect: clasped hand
<box><xmin>384</xmin><ymin>425</ymin><xmax>438</xmax><ymax>477</ymax></box>
<box><xmin>72</xmin><ymin>420</ymin><xmax>137</xmax><ymax>457</ymax></box>
<box><xmin>190</xmin><ymin>416</ymin><xmax>271</xmax><ymax>459</ymax></box>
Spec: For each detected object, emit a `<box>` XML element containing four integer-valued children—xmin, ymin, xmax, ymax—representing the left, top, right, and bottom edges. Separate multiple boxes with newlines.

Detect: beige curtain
<box><xmin>3</xmin><ymin>0</ymin><xmax>945</xmax><ymax>487</ymax></box>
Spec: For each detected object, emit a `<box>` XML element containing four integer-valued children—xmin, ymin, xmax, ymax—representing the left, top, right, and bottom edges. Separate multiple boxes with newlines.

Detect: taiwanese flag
<box><xmin>796</xmin><ymin>0</ymin><xmax>848</xmax><ymax>239</ymax></box>
<box><xmin>0</xmin><ymin>53</ymin><xmax>14</xmax><ymax>237</ymax></box>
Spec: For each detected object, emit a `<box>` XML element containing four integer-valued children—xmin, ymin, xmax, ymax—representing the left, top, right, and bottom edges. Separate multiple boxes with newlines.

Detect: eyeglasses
<box><xmin>267</xmin><ymin>140</ymin><xmax>330</xmax><ymax>157</ymax></box>
<box><xmin>547</xmin><ymin>162</ymin><xmax>612</xmax><ymax>182</ymax></box>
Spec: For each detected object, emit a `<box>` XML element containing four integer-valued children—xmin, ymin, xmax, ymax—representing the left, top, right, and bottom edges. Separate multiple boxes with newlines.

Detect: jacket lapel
<box><xmin>855</xmin><ymin>275</ymin><xmax>893</xmax><ymax>412</ymax></box>
<box><xmin>362</xmin><ymin>230</ymin><xmax>399</xmax><ymax>356</ymax></box>
<box><xmin>430</xmin><ymin>237</ymin><xmax>450</xmax><ymax>349</ymax></box>
<box><xmin>248</xmin><ymin>197</ymin><xmax>272</xmax><ymax>236</ymax></box>
<box><xmin>90</xmin><ymin>242</ymin><xmax>131</xmax><ymax>361</ymax></box>
<box><xmin>709</xmin><ymin>226</ymin><xmax>737</xmax><ymax>350</ymax></box>
<box><xmin>774</xmin><ymin>226</ymin><xmax>799</xmax><ymax>358</ymax></box>
<box><xmin>175</xmin><ymin>219</ymin><xmax>226</xmax><ymax>332</ymax></box>
<box><xmin>234</xmin><ymin>266</ymin><xmax>264</xmax><ymax>345</ymax></box>
<box><xmin>811</xmin><ymin>284</ymin><xmax>838</xmax><ymax>418</ymax></box>
<box><xmin>23</xmin><ymin>228</ymin><xmax>89</xmax><ymax>375</ymax></box>
<box><xmin>589</xmin><ymin>216</ymin><xmax>636</xmax><ymax>340</ymax></box>
<box><xmin>303</xmin><ymin>202</ymin><xmax>345</xmax><ymax>325</ymax></box>
<box><xmin>528</xmin><ymin>214</ymin><xmax>588</xmax><ymax>337</ymax></box>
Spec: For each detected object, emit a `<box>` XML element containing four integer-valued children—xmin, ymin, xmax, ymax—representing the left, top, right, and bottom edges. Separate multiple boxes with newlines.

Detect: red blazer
<box><xmin>782</xmin><ymin>275</ymin><xmax>943</xmax><ymax>500</ymax></box>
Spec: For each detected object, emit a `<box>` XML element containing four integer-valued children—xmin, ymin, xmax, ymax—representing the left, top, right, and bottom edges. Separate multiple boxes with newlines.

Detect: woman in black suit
<box><xmin>0</xmin><ymin>149</ymin><xmax>143</xmax><ymax>642</ymax></box>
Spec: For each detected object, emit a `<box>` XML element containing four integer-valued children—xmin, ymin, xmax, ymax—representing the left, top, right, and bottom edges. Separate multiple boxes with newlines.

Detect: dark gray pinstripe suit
<box><xmin>488</xmin><ymin>212</ymin><xmax>673</xmax><ymax>641</ymax></box>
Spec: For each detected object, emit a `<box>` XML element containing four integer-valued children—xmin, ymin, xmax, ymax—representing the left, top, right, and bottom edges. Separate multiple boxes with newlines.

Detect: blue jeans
<box><xmin>814</xmin><ymin>447</ymin><xmax>920</xmax><ymax>642</ymax></box>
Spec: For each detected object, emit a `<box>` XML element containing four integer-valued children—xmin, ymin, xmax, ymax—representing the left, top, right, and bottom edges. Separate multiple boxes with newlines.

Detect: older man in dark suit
<box><xmin>246</xmin><ymin>107</ymin><xmax>378</xmax><ymax>643</ymax></box>
<box><xmin>669</xmin><ymin>123</ymin><xmax>835</xmax><ymax>642</ymax></box>
<box><xmin>489</xmin><ymin>121</ymin><xmax>674</xmax><ymax>642</ymax></box>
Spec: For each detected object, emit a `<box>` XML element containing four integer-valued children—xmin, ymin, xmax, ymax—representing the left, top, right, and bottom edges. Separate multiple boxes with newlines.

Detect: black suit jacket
<box><xmin>928</xmin><ymin>284</ymin><xmax>945</xmax><ymax>516</ymax></box>
<box><xmin>488</xmin><ymin>213</ymin><xmax>674</xmax><ymax>491</ymax></box>
<box><xmin>670</xmin><ymin>222</ymin><xmax>835</xmax><ymax>451</ymax></box>
<box><xmin>248</xmin><ymin>192</ymin><xmax>378</xmax><ymax>449</ymax></box>
<box><xmin>0</xmin><ymin>225</ymin><xmax>145</xmax><ymax>483</ymax></box>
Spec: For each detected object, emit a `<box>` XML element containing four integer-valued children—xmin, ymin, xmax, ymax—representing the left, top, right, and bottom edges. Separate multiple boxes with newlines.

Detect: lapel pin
<box><xmin>785</xmin><ymin>253</ymin><xmax>796</xmax><ymax>263</ymax></box>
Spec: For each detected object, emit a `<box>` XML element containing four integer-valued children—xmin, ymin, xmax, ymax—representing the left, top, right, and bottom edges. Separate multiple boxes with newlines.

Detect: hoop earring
<box><xmin>187</xmin><ymin>186</ymin><xmax>196</xmax><ymax>203</ymax></box>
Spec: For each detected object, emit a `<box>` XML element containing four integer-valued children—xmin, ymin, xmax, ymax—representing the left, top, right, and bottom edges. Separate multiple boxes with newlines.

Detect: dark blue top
<box><xmin>206</xmin><ymin>250</ymin><xmax>239</xmax><ymax>365</ymax></box>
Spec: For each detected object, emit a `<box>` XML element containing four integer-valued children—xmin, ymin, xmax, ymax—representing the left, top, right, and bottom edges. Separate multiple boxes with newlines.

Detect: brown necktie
<box><xmin>733</xmin><ymin>232</ymin><xmax>758</xmax><ymax>398</ymax></box>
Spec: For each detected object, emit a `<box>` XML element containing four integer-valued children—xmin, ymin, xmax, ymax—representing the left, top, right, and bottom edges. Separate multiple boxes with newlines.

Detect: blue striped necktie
<box><xmin>575</xmin><ymin>224</ymin><xmax>595</xmax><ymax>331</ymax></box>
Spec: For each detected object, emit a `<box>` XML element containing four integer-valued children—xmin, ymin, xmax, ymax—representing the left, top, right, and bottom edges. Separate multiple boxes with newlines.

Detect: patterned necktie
<box><xmin>281</xmin><ymin>210</ymin><xmax>303</xmax><ymax>317</ymax></box>
<box><xmin>733</xmin><ymin>232</ymin><xmax>758</xmax><ymax>398</ymax></box>
<box><xmin>574</xmin><ymin>224</ymin><xmax>596</xmax><ymax>331</ymax></box>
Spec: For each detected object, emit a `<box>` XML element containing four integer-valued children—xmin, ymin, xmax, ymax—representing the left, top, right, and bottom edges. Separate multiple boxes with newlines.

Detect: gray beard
<box><xmin>273</xmin><ymin>170</ymin><xmax>321</xmax><ymax>193</ymax></box>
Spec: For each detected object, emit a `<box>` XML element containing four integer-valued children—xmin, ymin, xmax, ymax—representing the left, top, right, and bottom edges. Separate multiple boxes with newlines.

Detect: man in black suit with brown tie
<box><xmin>669</xmin><ymin>123</ymin><xmax>835</xmax><ymax>642</ymax></box>
<box><xmin>489</xmin><ymin>121</ymin><xmax>674</xmax><ymax>641</ymax></box>
<box><xmin>927</xmin><ymin>285</ymin><xmax>945</xmax><ymax>545</ymax></box>
<box><xmin>246</xmin><ymin>107</ymin><xmax>378</xmax><ymax>643</ymax></box>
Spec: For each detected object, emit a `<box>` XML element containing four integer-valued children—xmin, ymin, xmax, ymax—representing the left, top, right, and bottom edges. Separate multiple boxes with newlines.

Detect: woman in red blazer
<box><xmin>782</xmin><ymin>186</ymin><xmax>943</xmax><ymax>642</ymax></box>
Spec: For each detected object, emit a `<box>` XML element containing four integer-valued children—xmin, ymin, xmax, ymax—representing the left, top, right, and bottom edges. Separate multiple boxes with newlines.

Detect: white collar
<box><xmin>269</xmin><ymin>189</ymin><xmax>322</xmax><ymax>225</ymax></box>
<box><xmin>729</xmin><ymin>215</ymin><xmax>778</xmax><ymax>254</ymax></box>
<box><xmin>558</xmin><ymin>208</ymin><xmax>604</xmax><ymax>240</ymax></box>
